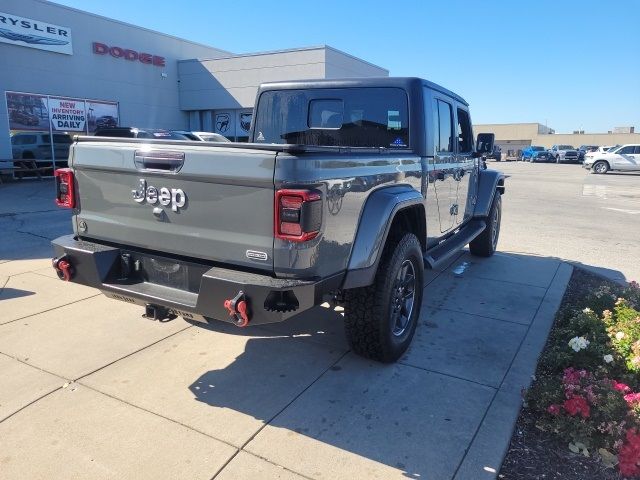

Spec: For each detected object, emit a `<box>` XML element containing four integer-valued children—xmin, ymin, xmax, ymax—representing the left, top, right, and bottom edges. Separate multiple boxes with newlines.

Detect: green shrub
<box><xmin>604</xmin><ymin>299</ymin><xmax>640</xmax><ymax>375</ymax></box>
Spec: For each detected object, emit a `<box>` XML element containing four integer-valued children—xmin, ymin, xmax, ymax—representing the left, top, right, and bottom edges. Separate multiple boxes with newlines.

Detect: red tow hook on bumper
<box><xmin>52</xmin><ymin>255</ymin><xmax>74</xmax><ymax>282</ymax></box>
<box><xmin>224</xmin><ymin>290</ymin><xmax>250</xmax><ymax>327</ymax></box>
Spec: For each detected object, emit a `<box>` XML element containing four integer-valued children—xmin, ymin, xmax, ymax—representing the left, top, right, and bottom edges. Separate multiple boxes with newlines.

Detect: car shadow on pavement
<box><xmin>0</xmin><ymin>287</ymin><xmax>35</xmax><ymax>300</ymax></box>
<box><xmin>186</xmin><ymin>314</ymin><xmax>454</xmax><ymax>479</ymax></box>
<box><xmin>183</xmin><ymin>253</ymin><xmax>628</xmax><ymax>479</ymax></box>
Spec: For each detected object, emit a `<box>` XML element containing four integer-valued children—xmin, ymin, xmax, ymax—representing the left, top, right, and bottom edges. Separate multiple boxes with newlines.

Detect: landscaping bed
<box><xmin>500</xmin><ymin>268</ymin><xmax>640</xmax><ymax>479</ymax></box>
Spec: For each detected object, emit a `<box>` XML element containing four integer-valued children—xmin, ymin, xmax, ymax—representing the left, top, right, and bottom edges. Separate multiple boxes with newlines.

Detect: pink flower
<box><xmin>612</xmin><ymin>381</ymin><xmax>632</xmax><ymax>393</ymax></box>
<box><xmin>618</xmin><ymin>429</ymin><xmax>640</xmax><ymax>477</ymax></box>
<box><xmin>562</xmin><ymin>367</ymin><xmax>588</xmax><ymax>386</ymax></box>
<box><xmin>563</xmin><ymin>396</ymin><xmax>590</xmax><ymax>418</ymax></box>
<box><xmin>624</xmin><ymin>392</ymin><xmax>640</xmax><ymax>406</ymax></box>
<box><xmin>547</xmin><ymin>404</ymin><xmax>562</xmax><ymax>416</ymax></box>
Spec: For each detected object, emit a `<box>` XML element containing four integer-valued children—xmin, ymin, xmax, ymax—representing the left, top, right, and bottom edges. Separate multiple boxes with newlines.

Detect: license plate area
<box><xmin>141</xmin><ymin>256</ymin><xmax>189</xmax><ymax>290</ymax></box>
<box><xmin>116</xmin><ymin>250</ymin><xmax>212</xmax><ymax>293</ymax></box>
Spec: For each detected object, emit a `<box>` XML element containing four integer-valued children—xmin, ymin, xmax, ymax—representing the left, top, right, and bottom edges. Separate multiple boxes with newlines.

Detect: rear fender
<box><xmin>342</xmin><ymin>186</ymin><xmax>424</xmax><ymax>289</ymax></box>
<box><xmin>473</xmin><ymin>169</ymin><xmax>505</xmax><ymax>218</ymax></box>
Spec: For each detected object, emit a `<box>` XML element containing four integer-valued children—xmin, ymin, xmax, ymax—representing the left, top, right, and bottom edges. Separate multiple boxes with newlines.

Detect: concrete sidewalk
<box><xmin>0</xmin><ymin>180</ymin><xmax>572</xmax><ymax>480</ymax></box>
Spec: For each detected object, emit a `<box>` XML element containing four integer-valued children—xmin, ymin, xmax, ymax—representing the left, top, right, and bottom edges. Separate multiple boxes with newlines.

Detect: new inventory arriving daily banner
<box><xmin>6</xmin><ymin>91</ymin><xmax>118</xmax><ymax>133</ymax></box>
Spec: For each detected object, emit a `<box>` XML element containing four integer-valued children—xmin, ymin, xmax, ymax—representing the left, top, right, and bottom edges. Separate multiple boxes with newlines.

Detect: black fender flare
<box><xmin>342</xmin><ymin>186</ymin><xmax>424</xmax><ymax>290</ymax></box>
<box><xmin>473</xmin><ymin>169</ymin><xmax>506</xmax><ymax>219</ymax></box>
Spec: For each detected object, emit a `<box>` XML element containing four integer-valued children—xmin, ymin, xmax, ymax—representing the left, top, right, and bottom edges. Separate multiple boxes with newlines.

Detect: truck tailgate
<box><xmin>71</xmin><ymin>140</ymin><xmax>275</xmax><ymax>272</ymax></box>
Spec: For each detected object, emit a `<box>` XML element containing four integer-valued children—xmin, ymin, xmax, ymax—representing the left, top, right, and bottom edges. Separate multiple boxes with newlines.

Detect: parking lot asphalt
<box><xmin>3</xmin><ymin>165</ymin><xmax>632</xmax><ymax>479</ymax></box>
<box><xmin>494</xmin><ymin>161</ymin><xmax>639</xmax><ymax>283</ymax></box>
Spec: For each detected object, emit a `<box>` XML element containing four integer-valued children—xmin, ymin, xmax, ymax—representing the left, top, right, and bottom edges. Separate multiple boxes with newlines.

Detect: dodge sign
<box><xmin>0</xmin><ymin>11</ymin><xmax>73</xmax><ymax>55</ymax></box>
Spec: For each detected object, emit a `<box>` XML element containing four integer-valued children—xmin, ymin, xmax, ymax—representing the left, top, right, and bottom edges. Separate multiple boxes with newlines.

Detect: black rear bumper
<box><xmin>51</xmin><ymin>235</ymin><xmax>342</xmax><ymax>325</ymax></box>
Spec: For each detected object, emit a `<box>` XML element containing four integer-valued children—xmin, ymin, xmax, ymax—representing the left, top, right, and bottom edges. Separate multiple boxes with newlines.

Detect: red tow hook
<box><xmin>224</xmin><ymin>290</ymin><xmax>250</xmax><ymax>327</ymax></box>
<box><xmin>52</xmin><ymin>255</ymin><xmax>74</xmax><ymax>282</ymax></box>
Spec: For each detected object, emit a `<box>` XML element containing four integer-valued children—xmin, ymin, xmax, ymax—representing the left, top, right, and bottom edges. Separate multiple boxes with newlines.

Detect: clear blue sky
<box><xmin>54</xmin><ymin>0</ymin><xmax>639</xmax><ymax>133</ymax></box>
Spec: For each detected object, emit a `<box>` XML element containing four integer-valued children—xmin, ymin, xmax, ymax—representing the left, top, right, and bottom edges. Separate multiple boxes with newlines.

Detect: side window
<box><xmin>53</xmin><ymin>134</ymin><xmax>72</xmax><ymax>144</ymax></box>
<box><xmin>456</xmin><ymin>108</ymin><xmax>473</xmax><ymax>153</ymax></box>
<box><xmin>433</xmin><ymin>99</ymin><xmax>453</xmax><ymax>153</ymax></box>
<box><xmin>14</xmin><ymin>135</ymin><xmax>37</xmax><ymax>145</ymax></box>
<box><xmin>618</xmin><ymin>146</ymin><xmax>634</xmax><ymax>154</ymax></box>
<box><xmin>635</xmin><ymin>146</ymin><xmax>640</xmax><ymax>154</ymax></box>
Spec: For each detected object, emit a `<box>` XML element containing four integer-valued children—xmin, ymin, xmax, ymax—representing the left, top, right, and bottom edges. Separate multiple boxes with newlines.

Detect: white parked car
<box><xmin>583</xmin><ymin>144</ymin><xmax>640</xmax><ymax>174</ymax></box>
<box><xmin>584</xmin><ymin>145</ymin><xmax>616</xmax><ymax>163</ymax></box>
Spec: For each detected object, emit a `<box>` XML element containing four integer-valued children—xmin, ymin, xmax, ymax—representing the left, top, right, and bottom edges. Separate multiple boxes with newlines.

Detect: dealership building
<box><xmin>0</xmin><ymin>0</ymin><xmax>387</xmax><ymax>164</ymax></box>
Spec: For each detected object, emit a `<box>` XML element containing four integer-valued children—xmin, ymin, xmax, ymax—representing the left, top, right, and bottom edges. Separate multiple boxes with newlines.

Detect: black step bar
<box><xmin>424</xmin><ymin>220</ymin><xmax>486</xmax><ymax>269</ymax></box>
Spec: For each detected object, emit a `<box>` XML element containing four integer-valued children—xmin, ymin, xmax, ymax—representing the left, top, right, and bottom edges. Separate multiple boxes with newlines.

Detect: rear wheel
<box><xmin>593</xmin><ymin>161</ymin><xmax>609</xmax><ymax>174</ymax></box>
<box><xmin>344</xmin><ymin>232</ymin><xmax>424</xmax><ymax>363</ymax></box>
<box><xmin>469</xmin><ymin>193</ymin><xmax>501</xmax><ymax>257</ymax></box>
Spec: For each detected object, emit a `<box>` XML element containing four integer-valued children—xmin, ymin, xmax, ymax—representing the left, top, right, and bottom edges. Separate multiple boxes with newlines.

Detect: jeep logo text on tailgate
<box><xmin>132</xmin><ymin>179</ymin><xmax>186</xmax><ymax>212</ymax></box>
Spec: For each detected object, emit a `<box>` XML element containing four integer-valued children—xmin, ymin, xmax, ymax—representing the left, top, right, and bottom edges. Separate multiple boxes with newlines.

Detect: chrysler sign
<box><xmin>0</xmin><ymin>12</ymin><xmax>73</xmax><ymax>55</ymax></box>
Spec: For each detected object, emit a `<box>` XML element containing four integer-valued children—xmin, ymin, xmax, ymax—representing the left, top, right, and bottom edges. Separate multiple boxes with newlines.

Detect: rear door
<box><xmin>430</xmin><ymin>97</ymin><xmax>456</xmax><ymax>234</ymax></box>
<box><xmin>454</xmin><ymin>106</ymin><xmax>476</xmax><ymax>225</ymax></box>
<box><xmin>72</xmin><ymin>141</ymin><xmax>276</xmax><ymax>272</ymax></box>
<box><xmin>612</xmin><ymin>145</ymin><xmax>637</xmax><ymax>170</ymax></box>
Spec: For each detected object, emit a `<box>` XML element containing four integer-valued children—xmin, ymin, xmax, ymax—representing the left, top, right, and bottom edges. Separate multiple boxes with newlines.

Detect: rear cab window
<box><xmin>254</xmin><ymin>87</ymin><xmax>409</xmax><ymax>149</ymax></box>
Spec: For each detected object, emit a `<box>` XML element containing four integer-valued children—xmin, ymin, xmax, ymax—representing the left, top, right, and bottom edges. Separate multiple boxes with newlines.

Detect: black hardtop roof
<box><xmin>257</xmin><ymin>77</ymin><xmax>468</xmax><ymax>106</ymax></box>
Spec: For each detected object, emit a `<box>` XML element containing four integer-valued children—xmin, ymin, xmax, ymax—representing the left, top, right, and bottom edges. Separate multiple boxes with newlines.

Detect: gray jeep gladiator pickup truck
<box><xmin>52</xmin><ymin>77</ymin><xmax>505</xmax><ymax>362</ymax></box>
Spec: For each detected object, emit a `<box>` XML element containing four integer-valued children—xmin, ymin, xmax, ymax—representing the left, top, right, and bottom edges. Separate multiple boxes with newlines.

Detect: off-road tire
<box><xmin>344</xmin><ymin>232</ymin><xmax>424</xmax><ymax>363</ymax></box>
<box><xmin>592</xmin><ymin>161</ymin><xmax>609</xmax><ymax>174</ymax></box>
<box><xmin>469</xmin><ymin>193</ymin><xmax>502</xmax><ymax>257</ymax></box>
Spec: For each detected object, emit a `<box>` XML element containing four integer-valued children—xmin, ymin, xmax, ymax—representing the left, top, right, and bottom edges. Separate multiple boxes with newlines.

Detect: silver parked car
<box><xmin>549</xmin><ymin>144</ymin><xmax>579</xmax><ymax>163</ymax></box>
<box><xmin>583</xmin><ymin>144</ymin><xmax>640</xmax><ymax>173</ymax></box>
<box><xmin>10</xmin><ymin>131</ymin><xmax>72</xmax><ymax>168</ymax></box>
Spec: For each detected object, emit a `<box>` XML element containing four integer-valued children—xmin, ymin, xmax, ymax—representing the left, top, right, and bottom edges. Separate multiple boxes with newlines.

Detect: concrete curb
<box><xmin>453</xmin><ymin>262</ymin><xmax>573</xmax><ymax>480</ymax></box>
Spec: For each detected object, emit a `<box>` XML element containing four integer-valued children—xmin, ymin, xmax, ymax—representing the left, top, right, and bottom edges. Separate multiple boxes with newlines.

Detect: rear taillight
<box><xmin>54</xmin><ymin>168</ymin><xmax>75</xmax><ymax>208</ymax></box>
<box><xmin>275</xmin><ymin>189</ymin><xmax>322</xmax><ymax>242</ymax></box>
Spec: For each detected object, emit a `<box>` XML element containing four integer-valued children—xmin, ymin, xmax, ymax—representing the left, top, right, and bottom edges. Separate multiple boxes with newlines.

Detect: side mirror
<box><xmin>476</xmin><ymin>133</ymin><xmax>495</xmax><ymax>155</ymax></box>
